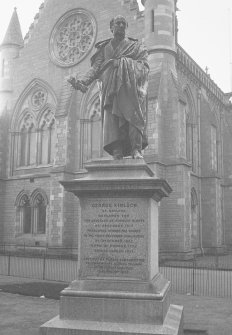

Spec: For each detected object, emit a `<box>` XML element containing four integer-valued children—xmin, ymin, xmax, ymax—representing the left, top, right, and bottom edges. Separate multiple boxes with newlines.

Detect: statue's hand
<box><xmin>75</xmin><ymin>80</ymin><xmax>88</xmax><ymax>93</ymax></box>
<box><xmin>67</xmin><ymin>76</ymin><xmax>76</xmax><ymax>88</ymax></box>
<box><xmin>67</xmin><ymin>76</ymin><xmax>88</xmax><ymax>93</ymax></box>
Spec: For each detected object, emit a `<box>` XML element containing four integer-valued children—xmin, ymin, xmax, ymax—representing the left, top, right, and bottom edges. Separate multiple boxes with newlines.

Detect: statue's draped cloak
<box><xmin>87</xmin><ymin>37</ymin><xmax>149</xmax><ymax>156</ymax></box>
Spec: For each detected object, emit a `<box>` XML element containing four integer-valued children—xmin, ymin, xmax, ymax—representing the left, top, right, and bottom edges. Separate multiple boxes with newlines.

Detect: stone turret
<box><xmin>143</xmin><ymin>0</ymin><xmax>176</xmax><ymax>55</ymax></box>
<box><xmin>0</xmin><ymin>7</ymin><xmax>24</xmax><ymax>111</ymax></box>
<box><xmin>143</xmin><ymin>0</ymin><xmax>179</xmax><ymax>162</ymax></box>
<box><xmin>142</xmin><ymin>1</ymin><xmax>193</xmax><ymax>258</ymax></box>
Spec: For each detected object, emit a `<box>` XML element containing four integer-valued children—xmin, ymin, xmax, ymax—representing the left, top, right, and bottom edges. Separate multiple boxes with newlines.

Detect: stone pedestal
<box><xmin>40</xmin><ymin>159</ymin><xmax>183</xmax><ymax>335</ymax></box>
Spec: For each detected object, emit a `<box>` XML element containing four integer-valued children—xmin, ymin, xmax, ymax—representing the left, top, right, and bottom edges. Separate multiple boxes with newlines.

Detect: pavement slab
<box><xmin>0</xmin><ymin>276</ymin><xmax>232</xmax><ymax>335</ymax></box>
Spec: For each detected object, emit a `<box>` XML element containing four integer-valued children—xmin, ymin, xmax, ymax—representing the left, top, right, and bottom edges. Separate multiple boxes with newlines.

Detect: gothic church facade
<box><xmin>0</xmin><ymin>0</ymin><xmax>232</xmax><ymax>258</ymax></box>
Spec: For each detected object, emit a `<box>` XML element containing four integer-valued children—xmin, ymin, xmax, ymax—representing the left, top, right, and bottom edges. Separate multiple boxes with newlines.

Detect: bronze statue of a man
<box><xmin>68</xmin><ymin>15</ymin><xmax>149</xmax><ymax>159</ymax></box>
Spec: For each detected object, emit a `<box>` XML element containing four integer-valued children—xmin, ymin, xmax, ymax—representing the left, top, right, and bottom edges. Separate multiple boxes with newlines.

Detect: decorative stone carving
<box><xmin>20</xmin><ymin>113</ymin><xmax>35</xmax><ymax>129</ymax></box>
<box><xmin>19</xmin><ymin>194</ymin><xmax>30</xmax><ymax>206</ymax></box>
<box><xmin>40</xmin><ymin>108</ymin><xmax>55</xmax><ymax>128</ymax></box>
<box><xmin>31</xmin><ymin>89</ymin><xmax>47</xmax><ymax>109</ymax></box>
<box><xmin>49</xmin><ymin>9</ymin><xmax>97</xmax><ymax>67</ymax></box>
<box><xmin>34</xmin><ymin>193</ymin><xmax>45</xmax><ymax>206</ymax></box>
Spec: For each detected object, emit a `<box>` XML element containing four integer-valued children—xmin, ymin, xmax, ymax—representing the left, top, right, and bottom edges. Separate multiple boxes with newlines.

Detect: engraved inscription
<box><xmin>80</xmin><ymin>198</ymin><xmax>148</xmax><ymax>279</ymax></box>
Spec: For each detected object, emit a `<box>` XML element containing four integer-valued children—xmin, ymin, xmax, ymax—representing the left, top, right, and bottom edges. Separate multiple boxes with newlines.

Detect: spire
<box><xmin>1</xmin><ymin>8</ymin><xmax>24</xmax><ymax>48</ymax></box>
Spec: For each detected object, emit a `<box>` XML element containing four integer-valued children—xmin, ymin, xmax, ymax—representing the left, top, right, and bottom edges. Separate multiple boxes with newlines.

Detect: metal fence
<box><xmin>0</xmin><ymin>245</ymin><xmax>232</xmax><ymax>298</ymax></box>
<box><xmin>0</xmin><ymin>245</ymin><xmax>78</xmax><ymax>282</ymax></box>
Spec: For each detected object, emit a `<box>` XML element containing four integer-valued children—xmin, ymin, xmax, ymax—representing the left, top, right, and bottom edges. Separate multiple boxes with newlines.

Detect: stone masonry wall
<box><xmin>0</xmin><ymin>0</ymin><xmax>230</xmax><ymax>254</ymax></box>
<box><xmin>1</xmin><ymin>0</ymin><xmax>146</xmax><ymax>247</ymax></box>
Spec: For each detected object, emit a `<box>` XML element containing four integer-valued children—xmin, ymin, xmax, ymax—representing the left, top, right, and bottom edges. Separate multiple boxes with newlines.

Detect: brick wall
<box><xmin>201</xmin><ymin>178</ymin><xmax>222</xmax><ymax>248</ymax></box>
<box><xmin>159</xmin><ymin>165</ymin><xmax>191</xmax><ymax>253</ymax></box>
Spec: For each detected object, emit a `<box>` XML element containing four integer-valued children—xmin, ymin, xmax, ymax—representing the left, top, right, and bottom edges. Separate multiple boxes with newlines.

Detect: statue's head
<box><xmin>110</xmin><ymin>15</ymin><xmax>128</xmax><ymax>38</ymax></box>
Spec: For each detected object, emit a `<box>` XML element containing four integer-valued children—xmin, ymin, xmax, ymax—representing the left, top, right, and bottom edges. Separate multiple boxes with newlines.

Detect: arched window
<box><xmin>39</xmin><ymin>108</ymin><xmax>55</xmax><ymax>165</ymax></box>
<box><xmin>10</xmin><ymin>81</ymin><xmax>57</xmax><ymax>174</ymax></box>
<box><xmin>186</xmin><ymin>114</ymin><xmax>194</xmax><ymax>165</ymax></box>
<box><xmin>90</xmin><ymin>100</ymin><xmax>102</xmax><ymax>159</ymax></box>
<box><xmin>16</xmin><ymin>193</ymin><xmax>32</xmax><ymax>234</ymax></box>
<box><xmin>18</xmin><ymin>113</ymin><xmax>36</xmax><ymax>167</ymax></box>
<box><xmin>31</xmin><ymin>189</ymin><xmax>48</xmax><ymax>235</ymax></box>
<box><xmin>19</xmin><ymin>126</ymin><xmax>27</xmax><ymax>166</ymax></box>
<box><xmin>80</xmin><ymin>96</ymin><xmax>105</xmax><ymax>168</ymax></box>
<box><xmin>33</xmin><ymin>193</ymin><xmax>47</xmax><ymax>234</ymax></box>
<box><xmin>210</xmin><ymin>125</ymin><xmax>218</xmax><ymax>171</ymax></box>
<box><xmin>28</xmin><ymin>125</ymin><xmax>37</xmax><ymax>165</ymax></box>
<box><xmin>191</xmin><ymin>188</ymin><xmax>199</xmax><ymax>248</ymax></box>
<box><xmin>15</xmin><ymin>189</ymin><xmax>48</xmax><ymax>236</ymax></box>
<box><xmin>184</xmin><ymin>91</ymin><xmax>197</xmax><ymax>172</ymax></box>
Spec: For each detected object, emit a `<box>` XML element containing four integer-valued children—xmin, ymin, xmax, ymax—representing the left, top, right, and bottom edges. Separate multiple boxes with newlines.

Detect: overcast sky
<box><xmin>0</xmin><ymin>0</ymin><xmax>232</xmax><ymax>93</ymax></box>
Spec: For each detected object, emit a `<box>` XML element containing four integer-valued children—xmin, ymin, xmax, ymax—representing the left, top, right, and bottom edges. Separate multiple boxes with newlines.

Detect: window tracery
<box><xmin>184</xmin><ymin>91</ymin><xmax>197</xmax><ymax>172</ymax></box>
<box><xmin>17</xmin><ymin>194</ymin><xmax>32</xmax><ymax>234</ymax></box>
<box><xmin>191</xmin><ymin>188</ymin><xmax>199</xmax><ymax>248</ymax></box>
<box><xmin>39</xmin><ymin>108</ymin><xmax>55</xmax><ymax>165</ymax></box>
<box><xmin>211</xmin><ymin>125</ymin><xmax>218</xmax><ymax>171</ymax></box>
<box><xmin>14</xmin><ymin>101</ymin><xmax>55</xmax><ymax>168</ymax></box>
<box><xmin>31</xmin><ymin>89</ymin><xmax>47</xmax><ymax>109</ymax></box>
<box><xmin>80</xmin><ymin>95</ymin><xmax>103</xmax><ymax>167</ymax></box>
<box><xmin>15</xmin><ymin>190</ymin><xmax>48</xmax><ymax>235</ymax></box>
<box><xmin>49</xmin><ymin>9</ymin><xmax>97</xmax><ymax>67</ymax></box>
<box><xmin>33</xmin><ymin>193</ymin><xmax>46</xmax><ymax>234</ymax></box>
<box><xmin>18</xmin><ymin>113</ymin><xmax>36</xmax><ymax>167</ymax></box>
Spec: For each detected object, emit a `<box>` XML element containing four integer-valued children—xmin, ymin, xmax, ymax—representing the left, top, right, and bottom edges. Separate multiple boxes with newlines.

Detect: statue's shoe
<box><xmin>132</xmin><ymin>150</ymin><xmax>143</xmax><ymax>159</ymax></box>
<box><xmin>113</xmin><ymin>149</ymin><xmax>123</xmax><ymax>160</ymax></box>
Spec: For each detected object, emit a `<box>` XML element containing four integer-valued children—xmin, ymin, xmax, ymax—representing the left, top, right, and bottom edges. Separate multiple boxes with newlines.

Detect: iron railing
<box><xmin>0</xmin><ymin>245</ymin><xmax>232</xmax><ymax>298</ymax></box>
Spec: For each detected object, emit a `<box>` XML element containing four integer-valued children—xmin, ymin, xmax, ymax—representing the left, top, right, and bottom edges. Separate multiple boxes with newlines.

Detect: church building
<box><xmin>0</xmin><ymin>0</ymin><xmax>232</xmax><ymax>259</ymax></box>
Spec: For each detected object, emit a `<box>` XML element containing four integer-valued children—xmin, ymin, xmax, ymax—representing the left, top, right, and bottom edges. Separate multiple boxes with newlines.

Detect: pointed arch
<box><xmin>37</xmin><ymin>103</ymin><xmax>55</xmax><ymax>126</ymax></box>
<box><xmin>191</xmin><ymin>187</ymin><xmax>198</xmax><ymax>209</ymax></box>
<box><xmin>80</xmin><ymin>80</ymin><xmax>100</xmax><ymax>119</ymax></box>
<box><xmin>15</xmin><ymin>109</ymin><xmax>37</xmax><ymax>167</ymax></box>
<box><xmin>79</xmin><ymin>81</ymin><xmax>104</xmax><ymax>167</ymax></box>
<box><xmin>31</xmin><ymin>188</ymin><xmax>49</xmax><ymax>206</ymax></box>
<box><xmin>10</xmin><ymin>78</ymin><xmax>57</xmax><ymax>172</ymax></box>
<box><xmin>15</xmin><ymin>190</ymin><xmax>32</xmax><ymax>234</ymax></box>
<box><xmin>17</xmin><ymin>108</ymin><xmax>37</xmax><ymax>130</ymax></box>
<box><xmin>37</xmin><ymin>104</ymin><xmax>56</xmax><ymax>165</ymax></box>
<box><xmin>190</xmin><ymin>187</ymin><xmax>200</xmax><ymax>249</ymax></box>
<box><xmin>11</xmin><ymin>78</ymin><xmax>57</xmax><ymax>131</ymax></box>
<box><xmin>183</xmin><ymin>85</ymin><xmax>197</xmax><ymax>124</ymax></box>
<box><xmin>15</xmin><ymin>189</ymin><xmax>48</xmax><ymax>236</ymax></box>
<box><xmin>182</xmin><ymin>85</ymin><xmax>198</xmax><ymax>171</ymax></box>
<box><xmin>30</xmin><ymin>188</ymin><xmax>48</xmax><ymax>234</ymax></box>
<box><xmin>15</xmin><ymin>190</ymin><xmax>31</xmax><ymax>207</ymax></box>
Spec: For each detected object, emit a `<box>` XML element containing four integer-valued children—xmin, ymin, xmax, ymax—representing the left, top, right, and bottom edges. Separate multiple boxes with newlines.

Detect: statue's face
<box><xmin>112</xmin><ymin>16</ymin><xmax>127</xmax><ymax>38</ymax></box>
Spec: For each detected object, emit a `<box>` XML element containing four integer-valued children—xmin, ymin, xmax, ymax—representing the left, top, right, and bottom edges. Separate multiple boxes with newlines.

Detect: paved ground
<box><xmin>1</xmin><ymin>292</ymin><xmax>58</xmax><ymax>335</ymax></box>
<box><xmin>171</xmin><ymin>294</ymin><xmax>232</xmax><ymax>335</ymax></box>
<box><xmin>0</xmin><ymin>275</ymin><xmax>232</xmax><ymax>335</ymax></box>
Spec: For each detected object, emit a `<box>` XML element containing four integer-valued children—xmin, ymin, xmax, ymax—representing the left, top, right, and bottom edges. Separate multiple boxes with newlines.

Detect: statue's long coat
<box><xmin>84</xmin><ymin>37</ymin><xmax>149</xmax><ymax>156</ymax></box>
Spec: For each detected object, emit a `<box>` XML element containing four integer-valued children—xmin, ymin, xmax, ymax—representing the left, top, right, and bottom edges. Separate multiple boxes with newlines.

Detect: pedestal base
<box><xmin>40</xmin><ymin>274</ymin><xmax>183</xmax><ymax>335</ymax></box>
<box><xmin>40</xmin><ymin>304</ymin><xmax>183</xmax><ymax>335</ymax></box>
<box><xmin>40</xmin><ymin>159</ymin><xmax>183</xmax><ymax>335</ymax></box>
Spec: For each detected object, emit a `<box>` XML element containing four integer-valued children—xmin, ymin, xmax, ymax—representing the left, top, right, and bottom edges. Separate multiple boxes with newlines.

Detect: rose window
<box><xmin>31</xmin><ymin>90</ymin><xmax>47</xmax><ymax>109</ymax></box>
<box><xmin>49</xmin><ymin>9</ymin><xmax>97</xmax><ymax>67</ymax></box>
